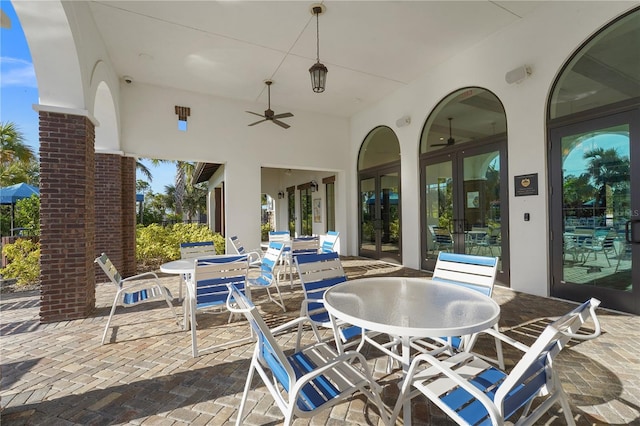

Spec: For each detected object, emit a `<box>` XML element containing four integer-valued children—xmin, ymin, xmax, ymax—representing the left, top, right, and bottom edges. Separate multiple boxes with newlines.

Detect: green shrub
<box><xmin>261</xmin><ymin>222</ymin><xmax>272</xmax><ymax>241</ymax></box>
<box><xmin>1</xmin><ymin>238</ymin><xmax>40</xmax><ymax>286</ymax></box>
<box><xmin>136</xmin><ymin>223</ymin><xmax>225</xmax><ymax>268</ymax></box>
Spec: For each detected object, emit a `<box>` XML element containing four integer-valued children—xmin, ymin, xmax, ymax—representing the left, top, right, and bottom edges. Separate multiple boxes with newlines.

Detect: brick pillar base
<box><xmin>39</xmin><ymin>111</ymin><xmax>96</xmax><ymax>322</ymax></box>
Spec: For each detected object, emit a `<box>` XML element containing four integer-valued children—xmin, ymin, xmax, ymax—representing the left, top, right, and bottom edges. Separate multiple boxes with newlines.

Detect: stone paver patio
<box><xmin>1</xmin><ymin>257</ymin><xmax>639</xmax><ymax>425</ymax></box>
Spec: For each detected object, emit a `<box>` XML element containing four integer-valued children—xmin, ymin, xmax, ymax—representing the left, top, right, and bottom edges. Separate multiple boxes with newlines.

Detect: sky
<box><xmin>0</xmin><ymin>0</ymin><xmax>174</xmax><ymax>194</ymax></box>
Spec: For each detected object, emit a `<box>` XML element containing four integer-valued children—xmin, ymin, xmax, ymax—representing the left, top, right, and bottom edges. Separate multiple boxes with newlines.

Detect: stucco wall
<box><xmin>348</xmin><ymin>1</ymin><xmax>636</xmax><ymax>296</ymax></box>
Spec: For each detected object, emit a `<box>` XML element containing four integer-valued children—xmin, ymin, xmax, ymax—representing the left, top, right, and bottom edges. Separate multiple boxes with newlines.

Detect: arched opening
<box><xmin>419</xmin><ymin>87</ymin><xmax>510</xmax><ymax>285</ymax></box>
<box><xmin>548</xmin><ymin>7</ymin><xmax>640</xmax><ymax>314</ymax></box>
<box><xmin>357</xmin><ymin>126</ymin><xmax>401</xmax><ymax>264</ymax></box>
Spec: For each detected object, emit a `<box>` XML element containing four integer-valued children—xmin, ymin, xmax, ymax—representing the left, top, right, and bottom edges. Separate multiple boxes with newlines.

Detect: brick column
<box><xmin>121</xmin><ymin>157</ymin><xmax>136</xmax><ymax>277</ymax></box>
<box><xmin>95</xmin><ymin>153</ymin><xmax>124</xmax><ymax>282</ymax></box>
<box><xmin>94</xmin><ymin>155</ymin><xmax>137</xmax><ymax>280</ymax></box>
<box><xmin>39</xmin><ymin>111</ymin><xmax>96</xmax><ymax>322</ymax></box>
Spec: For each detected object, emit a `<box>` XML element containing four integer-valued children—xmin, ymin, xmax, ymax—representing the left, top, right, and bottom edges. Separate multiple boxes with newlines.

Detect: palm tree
<box><xmin>1</xmin><ymin>121</ymin><xmax>35</xmax><ymax>165</ymax></box>
<box><xmin>583</xmin><ymin>147</ymin><xmax>630</xmax><ymax>217</ymax></box>
<box><xmin>1</xmin><ymin>121</ymin><xmax>39</xmax><ymax>186</ymax></box>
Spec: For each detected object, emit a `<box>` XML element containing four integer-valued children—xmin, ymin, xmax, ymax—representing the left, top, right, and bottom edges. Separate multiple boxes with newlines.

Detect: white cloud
<box><xmin>0</xmin><ymin>56</ymin><xmax>37</xmax><ymax>88</ymax></box>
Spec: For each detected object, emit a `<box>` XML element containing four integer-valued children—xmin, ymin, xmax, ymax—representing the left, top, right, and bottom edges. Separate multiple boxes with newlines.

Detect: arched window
<box><xmin>548</xmin><ymin>7</ymin><xmax>639</xmax><ymax>314</ymax></box>
<box><xmin>358</xmin><ymin>126</ymin><xmax>402</xmax><ymax>263</ymax></box>
<box><xmin>419</xmin><ymin>88</ymin><xmax>509</xmax><ymax>285</ymax></box>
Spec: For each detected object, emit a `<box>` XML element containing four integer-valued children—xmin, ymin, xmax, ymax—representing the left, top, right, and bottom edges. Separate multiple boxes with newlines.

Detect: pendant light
<box><xmin>309</xmin><ymin>4</ymin><xmax>327</xmax><ymax>93</ymax></box>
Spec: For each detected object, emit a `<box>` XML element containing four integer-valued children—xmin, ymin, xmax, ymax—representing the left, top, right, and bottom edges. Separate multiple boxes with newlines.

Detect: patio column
<box><xmin>38</xmin><ymin>109</ymin><xmax>96</xmax><ymax>322</ymax></box>
<box><xmin>94</xmin><ymin>154</ymin><xmax>136</xmax><ymax>281</ymax></box>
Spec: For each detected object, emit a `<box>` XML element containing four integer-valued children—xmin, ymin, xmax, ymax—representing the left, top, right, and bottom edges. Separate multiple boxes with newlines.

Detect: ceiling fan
<box><xmin>432</xmin><ymin>117</ymin><xmax>456</xmax><ymax>147</ymax></box>
<box><xmin>246</xmin><ymin>80</ymin><xmax>293</xmax><ymax>129</ymax></box>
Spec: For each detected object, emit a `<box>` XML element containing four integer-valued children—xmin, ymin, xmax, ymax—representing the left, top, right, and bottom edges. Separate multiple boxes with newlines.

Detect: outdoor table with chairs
<box><xmin>92</xmin><ymin>245</ymin><xmax>604</xmax><ymax>426</ymax></box>
<box><xmin>323</xmin><ymin>276</ymin><xmax>501</xmax><ymax>425</ymax></box>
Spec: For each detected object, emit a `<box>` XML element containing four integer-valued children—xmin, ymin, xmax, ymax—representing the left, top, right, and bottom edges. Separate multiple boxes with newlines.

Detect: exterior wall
<box><xmin>118</xmin><ymin>83</ymin><xmax>351</xmax><ymax>252</ymax></box>
<box><xmin>39</xmin><ymin>111</ymin><xmax>96</xmax><ymax>322</ymax></box>
<box><xmin>348</xmin><ymin>1</ymin><xmax>635</xmax><ymax>296</ymax></box>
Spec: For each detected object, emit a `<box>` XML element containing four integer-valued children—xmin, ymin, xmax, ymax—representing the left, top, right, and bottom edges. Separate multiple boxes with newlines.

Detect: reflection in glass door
<box><xmin>422</xmin><ymin>142</ymin><xmax>509</xmax><ymax>284</ymax></box>
<box><xmin>551</xmin><ymin>114</ymin><xmax>638</xmax><ymax>313</ymax></box>
<box><xmin>359</xmin><ymin>170</ymin><xmax>401</xmax><ymax>263</ymax></box>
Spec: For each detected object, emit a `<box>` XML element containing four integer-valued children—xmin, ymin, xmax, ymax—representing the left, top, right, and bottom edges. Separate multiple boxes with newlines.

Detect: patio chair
<box><xmin>225</xmin><ymin>283</ymin><xmax>389</xmax><ymax>426</ymax></box>
<box><xmin>228</xmin><ymin>235</ymin><xmax>262</xmax><ymax>267</ymax></box>
<box><xmin>320</xmin><ymin>230</ymin><xmax>340</xmax><ymax>253</ymax></box>
<box><xmin>294</xmin><ymin>252</ymin><xmax>365</xmax><ymax>353</ymax></box>
<box><xmin>431</xmin><ymin>226</ymin><xmax>454</xmax><ymax>253</ymax></box>
<box><xmin>286</xmin><ymin>235</ymin><xmax>320</xmax><ymax>286</ymax></box>
<box><xmin>582</xmin><ymin>229</ymin><xmax>618</xmax><ymax>267</ymax></box>
<box><xmin>410</xmin><ymin>252</ymin><xmax>503</xmax><ymax>368</ymax></box>
<box><xmin>95</xmin><ymin>253</ymin><xmax>179</xmax><ymax>345</ymax></box>
<box><xmin>189</xmin><ymin>255</ymin><xmax>252</xmax><ymax>357</ymax></box>
<box><xmin>246</xmin><ymin>241</ymin><xmax>287</xmax><ymax>312</ymax></box>
<box><xmin>390</xmin><ymin>298</ymin><xmax>601</xmax><ymax>426</ymax></box>
<box><xmin>179</xmin><ymin>241</ymin><xmax>217</xmax><ymax>300</ymax></box>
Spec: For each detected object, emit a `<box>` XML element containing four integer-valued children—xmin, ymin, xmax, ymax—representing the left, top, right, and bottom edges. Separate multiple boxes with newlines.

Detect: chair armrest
<box><xmin>291</xmin><ymin>349</ymin><xmax>381</xmax><ymax>396</ymax></box>
<box><xmin>120</xmin><ymin>271</ymin><xmax>160</xmax><ymax>283</ymax></box>
<box><xmin>270</xmin><ymin>316</ymin><xmax>318</xmax><ymax>335</ymax></box>
<box><xmin>245</xmin><ymin>251</ymin><xmax>262</xmax><ymax>265</ymax></box>
<box><xmin>402</xmin><ymin>352</ymin><xmax>501</xmax><ymax>424</ymax></box>
<box><xmin>480</xmin><ymin>327</ymin><xmax>531</xmax><ymax>353</ymax></box>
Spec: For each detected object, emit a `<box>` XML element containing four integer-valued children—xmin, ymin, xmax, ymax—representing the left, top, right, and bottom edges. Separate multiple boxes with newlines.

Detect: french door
<box><xmin>550</xmin><ymin>110</ymin><xmax>639</xmax><ymax>313</ymax></box>
<box><xmin>359</xmin><ymin>165</ymin><xmax>401</xmax><ymax>264</ymax></box>
<box><xmin>421</xmin><ymin>139</ymin><xmax>509</xmax><ymax>284</ymax></box>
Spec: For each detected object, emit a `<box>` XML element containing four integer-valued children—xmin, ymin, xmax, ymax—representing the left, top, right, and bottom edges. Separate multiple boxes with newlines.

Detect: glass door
<box><xmin>359</xmin><ymin>168</ymin><xmax>401</xmax><ymax>263</ymax></box>
<box><xmin>422</xmin><ymin>141</ymin><xmax>509</xmax><ymax>284</ymax></box>
<box><xmin>550</xmin><ymin>111</ymin><xmax>639</xmax><ymax>313</ymax></box>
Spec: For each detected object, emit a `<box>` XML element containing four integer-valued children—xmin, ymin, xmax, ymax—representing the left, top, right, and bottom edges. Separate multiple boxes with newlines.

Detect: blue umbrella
<box><xmin>0</xmin><ymin>183</ymin><xmax>39</xmax><ymax>204</ymax></box>
<box><xmin>0</xmin><ymin>183</ymin><xmax>40</xmax><ymax>235</ymax></box>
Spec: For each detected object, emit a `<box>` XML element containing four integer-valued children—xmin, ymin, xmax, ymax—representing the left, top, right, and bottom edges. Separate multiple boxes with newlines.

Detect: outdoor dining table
<box><xmin>323</xmin><ymin>276</ymin><xmax>501</xmax><ymax>426</ymax></box>
<box><xmin>160</xmin><ymin>255</ymin><xmax>244</xmax><ymax>330</ymax></box>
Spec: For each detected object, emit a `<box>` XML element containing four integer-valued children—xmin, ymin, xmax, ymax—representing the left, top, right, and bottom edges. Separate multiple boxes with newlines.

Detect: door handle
<box><xmin>626</xmin><ymin>219</ymin><xmax>640</xmax><ymax>243</ymax></box>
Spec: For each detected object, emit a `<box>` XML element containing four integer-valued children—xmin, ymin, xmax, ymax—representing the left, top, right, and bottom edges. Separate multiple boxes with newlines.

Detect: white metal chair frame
<box><xmin>225</xmin><ymin>283</ymin><xmax>390</xmax><ymax>426</ymax></box>
<box><xmin>246</xmin><ymin>241</ymin><xmax>287</xmax><ymax>312</ymax></box>
<box><xmin>390</xmin><ymin>298</ymin><xmax>601</xmax><ymax>426</ymax></box>
<box><xmin>287</xmin><ymin>236</ymin><xmax>320</xmax><ymax>286</ymax></box>
<box><xmin>228</xmin><ymin>235</ymin><xmax>262</xmax><ymax>267</ymax></box>
<box><xmin>179</xmin><ymin>241</ymin><xmax>217</xmax><ymax>300</ymax></box>
<box><xmin>294</xmin><ymin>252</ymin><xmax>366</xmax><ymax>354</ymax></box>
<box><xmin>320</xmin><ymin>231</ymin><xmax>340</xmax><ymax>253</ymax></box>
<box><xmin>188</xmin><ymin>255</ymin><xmax>252</xmax><ymax>357</ymax></box>
<box><xmin>95</xmin><ymin>253</ymin><xmax>179</xmax><ymax>345</ymax></box>
<box><xmin>410</xmin><ymin>252</ymin><xmax>503</xmax><ymax>368</ymax></box>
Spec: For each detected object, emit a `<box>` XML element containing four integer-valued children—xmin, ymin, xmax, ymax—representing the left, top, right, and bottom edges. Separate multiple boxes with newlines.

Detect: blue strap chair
<box><xmin>95</xmin><ymin>253</ymin><xmax>179</xmax><ymax>344</ymax></box>
<box><xmin>228</xmin><ymin>235</ymin><xmax>263</xmax><ymax>267</ymax></box>
<box><xmin>320</xmin><ymin>230</ymin><xmax>340</xmax><ymax>253</ymax></box>
<box><xmin>189</xmin><ymin>255</ymin><xmax>252</xmax><ymax>357</ymax></box>
<box><xmin>179</xmin><ymin>241</ymin><xmax>217</xmax><ymax>300</ymax></box>
<box><xmin>294</xmin><ymin>252</ymin><xmax>364</xmax><ymax>353</ymax></box>
<box><xmin>246</xmin><ymin>241</ymin><xmax>286</xmax><ymax>311</ymax></box>
<box><xmin>410</xmin><ymin>252</ymin><xmax>503</xmax><ymax>368</ymax></box>
<box><xmin>287</xmin><ymin>235</ymin><xmax>320</xmax><ymax>286</ymax></box>
<box><xmin>390</xmin><ymin>298</ymin><xmax>601</xmax><ymax>426</ymax></box>
<box><xmin>225</xmin><ymin>283</ymin><xmax>389</xmax><ymax>426</ymax></box>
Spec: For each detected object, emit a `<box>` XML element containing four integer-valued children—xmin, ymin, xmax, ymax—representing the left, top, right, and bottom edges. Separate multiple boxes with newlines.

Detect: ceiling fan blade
<box><xmin>272</xmin><ymin>119</ymin><xmax>290</xmax><ymax>129</ymax></box>
<box><xmin>272</xmin><ymin>112</ymin><xmax>293</xmax><ymax>119</ymax></box>
<box><xmin>248</xmin><ymin>119</ymin><xmax>267</xmax><ymax>126</ymax></box>
<box><xmin>246</xmin><ymin>111</ymin><xmax>264</xmax><ymax>118</ymax></box>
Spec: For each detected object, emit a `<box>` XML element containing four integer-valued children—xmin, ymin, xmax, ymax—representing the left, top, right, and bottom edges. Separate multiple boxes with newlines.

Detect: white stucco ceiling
<box><xmin>88</xmin><ymin>1</ymin><xmax>541</xmax><ymax>118</ymax></box>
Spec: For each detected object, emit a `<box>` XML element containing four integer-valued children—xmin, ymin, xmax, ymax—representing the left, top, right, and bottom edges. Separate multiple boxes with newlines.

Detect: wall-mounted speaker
<box><xmin>505</xmin><ymin>65</ymin><xmax>531</xmax><ymax>84</ymax></box>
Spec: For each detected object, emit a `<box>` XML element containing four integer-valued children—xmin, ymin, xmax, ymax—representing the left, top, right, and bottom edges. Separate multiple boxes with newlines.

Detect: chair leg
<box><xmin>102</xmin><ymin>293</ymin><xmax>121</xmax><ymax>344</ymax></box>
<box><xmin>191</xmin><ymin>299</ymin><xmax>198</xmax><ymax>357</ymax></box>
<box><xmin>235</xmin><ymin>360</ymin><xmax>257</xmax><ymax>426</ymax></box>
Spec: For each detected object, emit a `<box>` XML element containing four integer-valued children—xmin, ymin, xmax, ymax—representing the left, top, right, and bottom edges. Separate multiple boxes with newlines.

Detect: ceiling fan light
<box><xmin>309</xmin><ymin>62</ymin><xmax>328</xmax><ymax>93</ymax></box>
